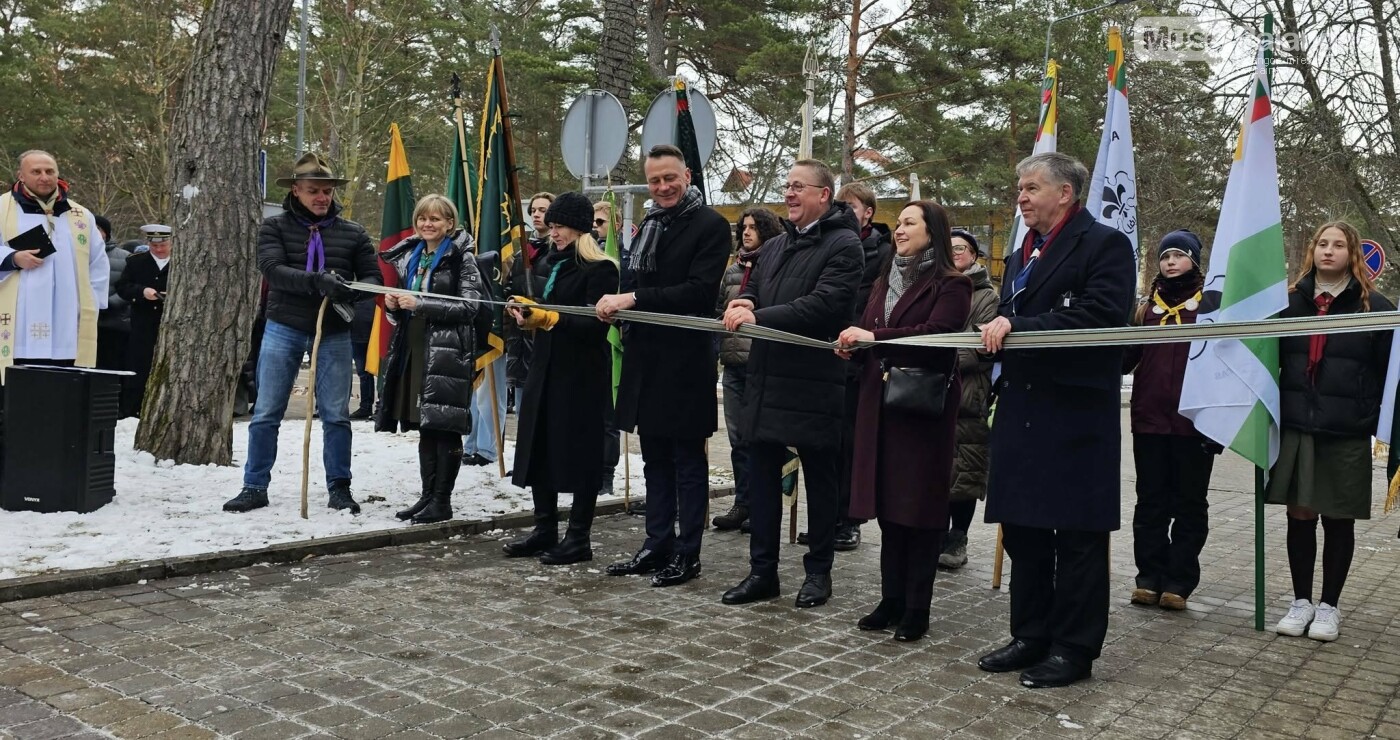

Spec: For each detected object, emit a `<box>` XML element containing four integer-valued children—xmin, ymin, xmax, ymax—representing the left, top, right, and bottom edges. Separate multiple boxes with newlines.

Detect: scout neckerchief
<box><xmin>1150</xmin><ymin>290</ymin><xmax>1202</xmax><ymax>325</ymax></box>
<box><xmin>0</xmin><ymin>184</ymin><xmax>98</xmax><ymax>380</ymax></box>
<box><xmin>406</xmin><ymin>238</ymin><xmax>451</xmax><ymax>292</ymax></box>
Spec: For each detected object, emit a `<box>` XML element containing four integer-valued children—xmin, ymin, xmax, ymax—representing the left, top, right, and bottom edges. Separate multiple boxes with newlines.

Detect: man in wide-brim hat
<box><xmin>223</xmin><ymin>152</ymin><xmax>381</xmax><ymax>516</ymax></box>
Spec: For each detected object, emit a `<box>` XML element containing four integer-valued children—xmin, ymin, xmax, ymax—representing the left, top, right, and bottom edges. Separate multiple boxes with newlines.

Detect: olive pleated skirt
<box><xmin>1265</xmin><ymin>429</ymin><xmax>1373</xmax><ymax>519</ymax></box>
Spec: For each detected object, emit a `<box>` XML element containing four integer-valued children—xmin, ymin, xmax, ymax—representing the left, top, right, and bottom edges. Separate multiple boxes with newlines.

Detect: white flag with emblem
<box><xmin>1086</xmin><ymin>26</ymin><xmax>1138</xmax><ymax>260</ymax></box>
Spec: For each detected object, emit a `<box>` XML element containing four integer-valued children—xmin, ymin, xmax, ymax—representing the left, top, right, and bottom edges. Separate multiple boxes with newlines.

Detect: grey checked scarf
<box><xmin>884</xmin><ymin>247</ymin><xmax>938</xmax><ymax>323</ymax></box>
<box><xmin>629</xmin><ymin>185</ymin><xmax>705</xmax><ymax>274</ymax></box>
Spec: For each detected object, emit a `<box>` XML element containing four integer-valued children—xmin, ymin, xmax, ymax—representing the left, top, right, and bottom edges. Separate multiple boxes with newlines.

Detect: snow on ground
<box><xmin>0</xmin><ymin>418</ymin><xmax>731</xmax><ymax>580</ymax></box>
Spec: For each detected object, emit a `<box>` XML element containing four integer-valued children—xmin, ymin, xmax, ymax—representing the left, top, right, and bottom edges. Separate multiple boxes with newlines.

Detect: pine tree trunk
<box><xmin>599</xmin><ymin>0</ymin><xmax>639</xmax><ymax>179</ymax></box>
<box><xmin>134</xmin><ymin>0</ymin><xmax>295</xmax><ymax>465</ymax></box>
<box><xmin>842</xmin><ymin>0</ymin><xmax>862</xmax><ymax>182</ymax></box>
<box><xmin>646</xmin><ymin>0</ymin><xmax>670</xmax><ymax>80</ymax></box>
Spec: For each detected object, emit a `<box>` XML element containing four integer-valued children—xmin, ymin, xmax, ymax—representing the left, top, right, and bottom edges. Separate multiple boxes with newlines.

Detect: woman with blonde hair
<box><xmin>504</xmin><ymin>192</ymin><xmax>620</xmax><ymax>565</ymax></box>
<box><xmin>377</xmin><ymin>194</ymin><xmax>488</xmax><ymax>524</ymax></box>
<box><xmin>1269</xmin><ymin>220</ymin><xmax>1393</xmax><ymax>641</ymax></box>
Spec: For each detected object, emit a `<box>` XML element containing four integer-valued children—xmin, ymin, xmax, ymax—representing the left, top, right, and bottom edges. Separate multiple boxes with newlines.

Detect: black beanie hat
<box><xmin>545</xmin><ymin>192</ymin><xmax>594</xmax><ymax>234</ymax></box>
<box><xmin>1157</xmin><ymin>229</ymin><xmax>1203</xmax><ymax>267</ymax></box>
<box><xmin>950</xmin><ymin>228</ymin><xmax>984</xmax><ymax>257</ymax></box>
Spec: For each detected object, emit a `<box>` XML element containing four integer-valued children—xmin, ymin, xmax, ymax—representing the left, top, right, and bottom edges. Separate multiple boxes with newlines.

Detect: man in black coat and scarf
<box><xmin>721</xmin><ymin>159</ymin><xmax>863</xmax><ymax>609</ymax></box>
<box><xmin>596</xmin><ymin>145</ymin><xmax>731</xmax><ymax>587</ymax></box>
<box><xmin>224</xmin><ymin>153</ymin><xmax>383</xmax><ymax>515</ymax></box>
<box><xmin>978</xmin><ymin>152</ymin><xmax>1135</xmax><ymax>688</ymax></box>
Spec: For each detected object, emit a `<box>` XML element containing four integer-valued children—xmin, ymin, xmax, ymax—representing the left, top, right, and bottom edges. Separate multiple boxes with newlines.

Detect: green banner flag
<box><xmin>603</xmin><ymin>191</ymin><xmax>623</xmax><ymax>403</ymax></box>
<box><xmin>471</xmin><ymin>52</ymin><xmax>523</xmax><ymax>370</ymax></box>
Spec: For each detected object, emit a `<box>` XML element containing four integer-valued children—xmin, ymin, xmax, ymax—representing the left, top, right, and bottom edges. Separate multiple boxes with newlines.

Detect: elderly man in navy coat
<box><xmin>978</xmin><ymin>152</ymin><xmax>1136</xmax><ymax>689</ymax></box>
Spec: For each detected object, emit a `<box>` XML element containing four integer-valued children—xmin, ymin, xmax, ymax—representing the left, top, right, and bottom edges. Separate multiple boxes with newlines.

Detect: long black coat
<box><xmin>614</xmin><ymin>205</ymin><xmax>731</xmax><ymax>439</ymax></box>
<box><xmin>512</xmin><ymin>247</ymin><xmax>619</xmax><ymax>494</ymax></box>
<box><xmin>258</xmin><ymin>194</ymin><xmax>382</xmax><ymax>335</ymax></box>
<box><xmin>115</xmin><ymin>251</ymin><xmax>168</xmax><ymax>380</ymax></box>
<box><xmin>737</xmin><ymin>202</ymin><xmax>864</xmax><ymax>450</ymax></box>
<box><xmin>983</xmin><ymin>207</ymin><xmax>1135</xmax><ymax>532</ymax></box>
<box><xmin>1278</xmin><ymin>272</ymin><xmax>1394</xmax><ymax>437</ymax></box>
<box><xmin>374</xmin><ymin>231</ymin><xmax>487</xmax><ymax>435</ymax></box>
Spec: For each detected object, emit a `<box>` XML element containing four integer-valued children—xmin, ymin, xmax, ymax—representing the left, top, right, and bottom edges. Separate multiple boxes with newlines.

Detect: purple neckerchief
<box><xmin>294</xmin><ymin>213</ymin><xmax>338</xmax><ymax>272</ymax></box>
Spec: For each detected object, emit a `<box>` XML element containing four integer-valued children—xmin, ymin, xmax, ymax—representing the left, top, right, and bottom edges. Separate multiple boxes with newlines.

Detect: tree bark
<box><xmin>842</xmin><ymin>0</ymin><xmax>862</xmax><ymax>182</ymax></box>
<box><xmin>598</xmin><ymin>0</ymin><xmax>640</xmax><ymax>178</ymax></box>
<box><xmin>646</xmin><ymin>0</ymin><xmax>670</xmax><ymax>79</ymax></box>
<box><xmin>135</xmin><ymin>0</ymin><xmax>296</xmax><ymax>465</ymax></box>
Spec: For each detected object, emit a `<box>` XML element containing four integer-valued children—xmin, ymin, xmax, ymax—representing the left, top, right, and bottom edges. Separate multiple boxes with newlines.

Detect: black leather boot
<box><xmin>412</xmin><ymin>440</ymin><xmax>462</xmax><ymax>524</ymax></box>
<box><xmin>397</xmin><ymin>439</ymin><xmax>438</xmax><ymax>521</ymax></box>
<box><xmin>540</xmin><ymin>492</ymin><xmax>595</xmax><ymax>565</ymax></box>
<box><xmin>503</xmin><ymin>489</ymin><xmax>559</xmax><ymax>557</ymax></box>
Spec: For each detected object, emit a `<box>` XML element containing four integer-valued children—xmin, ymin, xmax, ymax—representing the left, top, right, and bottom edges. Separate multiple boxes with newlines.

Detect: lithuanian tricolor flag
<box><xmin>367</xmin><ymin>123</ymin><xmax>416</xmax><ymax>375</ymax></box>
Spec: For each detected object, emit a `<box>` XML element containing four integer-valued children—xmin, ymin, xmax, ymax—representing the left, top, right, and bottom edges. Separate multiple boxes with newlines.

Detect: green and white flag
<box><xmin>1178</xmin><ymin>44</ymin><xmax>1288</xmax><ymax>470</ymax></box>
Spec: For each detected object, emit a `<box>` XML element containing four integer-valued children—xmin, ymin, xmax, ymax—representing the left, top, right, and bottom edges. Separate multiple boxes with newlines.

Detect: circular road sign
<box><xmin>560</xmin><ymin>90</ymin><xmax>628</xmax><ymax>179</ymax></box>
<box><xmin>1362</xmin><ymin>239</ymin><xmax>1385</xmax><ymax>281</ymax></box>
<box><xmin>640</xmin><ymin>86</ymin><xmax>717</xmax><ymax>166</ymax></box>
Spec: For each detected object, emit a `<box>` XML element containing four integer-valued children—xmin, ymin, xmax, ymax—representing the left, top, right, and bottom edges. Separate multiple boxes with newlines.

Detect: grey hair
<box><xmin>17</xmin><ymin>149</ymin><xmax>57</xmax><ymax>171</ymax></box>
<box><xmin>1015</xmin><ymin>152</ymin><xmax>1089</xmax><ymax>201</ymax></box>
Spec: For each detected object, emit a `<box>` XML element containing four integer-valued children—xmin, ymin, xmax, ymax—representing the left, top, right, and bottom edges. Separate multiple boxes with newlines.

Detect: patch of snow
<box><xmin>0</xmin><ymin>418</ymin><xmax>653</xmax><ymax>578</ymax></box>
<box><xmin>1056</xmin><ymin>714</ymin><xmax>1084</xmax><ymax>730</ymax></box>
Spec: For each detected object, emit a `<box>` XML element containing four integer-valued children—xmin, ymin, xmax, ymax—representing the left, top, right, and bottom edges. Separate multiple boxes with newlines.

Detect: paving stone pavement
<box><xmin>3</xmin><ymin>410</ymin><xmax>1400</xmax><ymax>739</ymax></box>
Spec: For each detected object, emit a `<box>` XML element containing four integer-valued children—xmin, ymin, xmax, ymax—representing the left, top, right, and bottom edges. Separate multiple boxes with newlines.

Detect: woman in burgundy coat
<box><xmin>836</xmin><ymin>201</ymin><xmax>972</xmax><ymax>642</ymax></box>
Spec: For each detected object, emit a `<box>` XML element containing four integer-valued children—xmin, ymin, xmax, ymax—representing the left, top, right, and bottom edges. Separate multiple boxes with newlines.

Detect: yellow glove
<box><xmin>510</xmin><ymin>296</ymin><xmax>560</xmax><ymax>331</ymax></box>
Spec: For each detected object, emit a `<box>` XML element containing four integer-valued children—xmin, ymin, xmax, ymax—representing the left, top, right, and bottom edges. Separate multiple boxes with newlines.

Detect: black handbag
<box><xmin>881</xmin><ymin>359</ymin><xmax>953</xmax><ymax>418</ymax></box>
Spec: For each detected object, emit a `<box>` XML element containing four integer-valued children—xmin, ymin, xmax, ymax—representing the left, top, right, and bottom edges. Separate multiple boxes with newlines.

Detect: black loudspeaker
<box><xmin>1</xmin><ymin>366</ymin><xmax>121</xmax><ymax>513</ymax></box>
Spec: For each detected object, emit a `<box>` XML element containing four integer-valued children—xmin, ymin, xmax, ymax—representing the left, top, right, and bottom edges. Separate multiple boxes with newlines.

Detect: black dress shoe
<box><xmin>462</xmin><ymin>452</ymin><xmax>491</xmax><ymax>466</ymax></box>
<box><xmin>349</xmin><ymin>407</ymin><xmax>372</xmax><ymax>420</ymax></box>
<box><xmin>893</xmin><ymin>609</ymin><xmax>929</xmax><ymax>642</ymax></box>
<box><xmin>651</xmin><ymin>553</ymin><xmax>701</xmax><ymax>587</ymax></box>
<box><xmin>796</xmin><ymin>531</ymin><xmax>810</xmax><ymax>545</ymax></box>
<box><xmin>978</xmin><ymin>639</ymin><xmax>1049</xmax><ymax>673</ymax></box>
<box><xmin>605</xmin><ymin>548</ymin><xmax>670</xmax><ymax>576</ymax></box>
<box><xmin>834</xmin><ymin>523</ymin><xmax>861</xmax><ymax>551</ymax></box>
<box><xmin>739</xmin><ymin>518</ymin><xmax>751</xmax><ymax>534</ymax></box>
<box><xmin>721</xmin><ymin>573</ymin><xmax>780</xmax><ymax>605</ymax></box>
<box><xmin>794</xmin><ymin>573</ymin><xmax>832</xmax><ymax>608</ymax></box>
<box><xmin>1019</xmin><ymin>655</ymin><xmax>1091</xmax><ymax>689</ymax></box>
<box><xmin>858</xmin><ymin>598</ymin><xmax>905</xmax><ymax>631</ymax></box>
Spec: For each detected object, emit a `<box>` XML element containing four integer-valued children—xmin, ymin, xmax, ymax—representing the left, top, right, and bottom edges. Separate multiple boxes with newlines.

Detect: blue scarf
<box><xmin>406</xmin><ymin>239</ymin><xmax>450</xmax><ymax>292</ymax></box>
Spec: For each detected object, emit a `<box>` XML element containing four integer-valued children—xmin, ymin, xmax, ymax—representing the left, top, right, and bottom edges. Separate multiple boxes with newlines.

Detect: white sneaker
<box><xmin>1275</xmin><ymin>598</ymin><xmax>1314</xmax><ymax>636</ymax></box>
<box><xmin>1307</xmin><ymin>603</ymin><xmax>1341</xmax><ymax>642</ymax></box>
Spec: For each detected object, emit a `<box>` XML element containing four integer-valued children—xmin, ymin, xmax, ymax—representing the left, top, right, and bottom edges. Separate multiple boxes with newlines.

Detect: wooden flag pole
<box><xmin>991</xmin><ymin>525</ymin><xmax>1005</xmax><ymax>589</ymax></box>
<box><xmin>301</xmin><ymin>298</ymin><xmax>330</xmax><ymax>520</ymax></box>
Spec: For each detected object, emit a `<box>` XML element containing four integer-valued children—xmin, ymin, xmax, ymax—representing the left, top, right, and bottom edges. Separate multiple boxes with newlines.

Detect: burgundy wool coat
<box><xmin>847</xmin><ymin>268</ymin><xmax>973</xmax><ymax>530</ymax></box>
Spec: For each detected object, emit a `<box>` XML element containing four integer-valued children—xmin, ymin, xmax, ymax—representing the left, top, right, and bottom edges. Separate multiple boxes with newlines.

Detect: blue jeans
<box><xmin>243</xmin><ymin>320</ymin><xmax>353</xmax><ymax>490</ymax></box>
<box><xmin>463</xmin><ymin>356</ymin><xmax>508</xmax><ymax>461</ymax></box>
<box><xmin>721</xmin><ymin>364</ymin><xmax>750</xmax><ymax>507</ymax></box>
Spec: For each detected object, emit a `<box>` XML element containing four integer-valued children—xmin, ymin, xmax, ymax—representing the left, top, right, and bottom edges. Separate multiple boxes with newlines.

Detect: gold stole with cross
<box><xmin>0</xmin><ymin>192</ymin><xmax>98</xmax><ymax>381</ymax></box>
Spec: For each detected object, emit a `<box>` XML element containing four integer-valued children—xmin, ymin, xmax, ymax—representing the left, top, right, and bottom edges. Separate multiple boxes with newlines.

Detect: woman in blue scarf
<box><xmin>377</xmin><ymin>194</ymin><xmax>488</xmax><ymax>524</ymax></box>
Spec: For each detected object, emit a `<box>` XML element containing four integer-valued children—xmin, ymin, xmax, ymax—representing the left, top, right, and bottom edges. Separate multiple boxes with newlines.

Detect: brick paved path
<box><xmin>3</xmin><ymin>410</ymin><xmax>1400</xmax><ymax>739</ymax></box>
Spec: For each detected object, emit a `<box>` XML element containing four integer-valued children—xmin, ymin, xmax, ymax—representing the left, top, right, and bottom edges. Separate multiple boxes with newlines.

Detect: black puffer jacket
<box><xmin>737</xmin><ymin>202</ymin><xmax>863</xmax><ymax>449</ymax></box>
<box><xmin>716</xmin><ymin>248</ymin><xmax>760</xmax><ymax>367</ymax></box>
<box><xmin>505</xmin><ymin>236</ymin><xmax>551</xmax><ymax>387</ymax></box>
<box><xmin>1279</xmin><ymin>272</ymin><xmax>1394</xmax><ymax>438</ymax></box>
<box><xmin>854</xmin><ymin>221</ymin><xmax>892</xmax><ymax>321</ymax></box>
<box><xmin>374</xmin><ymin>230</ymin><xmax>487</xmax><ymax>435</ymax></box>
<box><xmin>258</xmin><ymin>194</ymin><xmax>382</xmax><ymax>335</ymax></box>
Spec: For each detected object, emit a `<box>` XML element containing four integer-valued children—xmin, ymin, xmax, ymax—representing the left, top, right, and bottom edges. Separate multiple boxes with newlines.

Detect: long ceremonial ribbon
<box><xmin>348</xmin><ymin>281</ymin><xmax>1400</xmax><ymax>350</ymax></box>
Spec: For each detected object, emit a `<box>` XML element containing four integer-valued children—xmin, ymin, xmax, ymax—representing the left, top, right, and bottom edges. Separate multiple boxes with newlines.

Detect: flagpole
<box><xmin>484</xmin><ymin>24</ymin><xmax>523</xmax><ymax>481</ymax></box>
<box><xmin>1253</xmin><ymin>14</ymin><xmax>1277</xmax><ymax>634</ymax></box>
<box><xmin>1041</xmin><ymin>0</ymin><xmax>1147</xmax><ymax>76</ymax></box>
<box><xmin>451</xmin><ymin>73</ymin><xmax>476</xmax><ymax>236</ymax></box>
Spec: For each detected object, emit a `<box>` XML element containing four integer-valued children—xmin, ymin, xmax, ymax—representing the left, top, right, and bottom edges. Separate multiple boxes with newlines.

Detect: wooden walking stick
<box><xmin>991</xmin><ymin>524</ymin><xmax>1005</xmax><ymax>589</ymax></box>
<box><xmin>301</xmin><ymin>297</ymin><xmax>330</xmax><ymax>520</ymax></box>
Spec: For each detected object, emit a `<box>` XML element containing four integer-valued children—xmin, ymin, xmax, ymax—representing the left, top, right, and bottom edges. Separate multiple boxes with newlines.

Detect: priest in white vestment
<box><xmin>0</xmin><ymin>150</ymin><xmax>109</xmax><ymax>375</ymax></box>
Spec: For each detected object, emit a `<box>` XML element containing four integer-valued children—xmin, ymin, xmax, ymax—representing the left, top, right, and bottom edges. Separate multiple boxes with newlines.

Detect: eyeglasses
<box><xmin>594</xmin><ymin>218</ymin><xmax>607</xmax><ymax>227</ymax></box>
<box><xmin>782</xmin><ymin>181</ymin><xmax>823</xmax><ymax>194</ymax></box>
<box><xmin>951</xmin><ymin>244</ymin><xmax>970</xmax><ymax>255</ymax></box>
